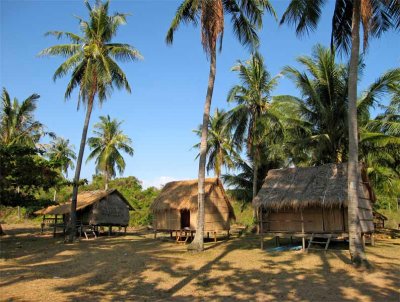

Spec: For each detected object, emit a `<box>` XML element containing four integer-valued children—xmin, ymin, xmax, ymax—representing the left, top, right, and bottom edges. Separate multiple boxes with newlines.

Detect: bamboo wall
<box><xmin>262</xmin><ymin>205</ymin><xmax>373</xmax><ymax>234</ymax></box>
<box><xmin>153</xmin><ymin>187</ymin><xmax>231</xmax><ymax>231</ymax></box>
<box><xmin>89</xmin><ymin>194</ymin><xmax>130</xmax><ymax>226</ymax></box>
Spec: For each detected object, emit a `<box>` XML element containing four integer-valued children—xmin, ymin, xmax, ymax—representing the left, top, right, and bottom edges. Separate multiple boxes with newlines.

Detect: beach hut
<box><xmin>35</xmin><ymin>189</ymin><xmax>133</xmax><ymax>237</ymax></box>
<box><xmin>253</xmin><ymin>163</ymin><xmax>375</xmax><ymax>250</ymax></box>
<box><xmin>150</xmin><ymin>178</ymin><xmax>235</xmax><ymax>242</ymax></box>
<box><xmin>373</xmin><ymin>211</ymin><xmax>387</xmax><ymax>229</ymax></box>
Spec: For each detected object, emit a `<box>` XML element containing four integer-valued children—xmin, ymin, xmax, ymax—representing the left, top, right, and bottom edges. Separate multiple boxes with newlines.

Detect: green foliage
<box><xmin>0</xmin><ymin>145</ymin><xmax>61</xmax><ymax>207</ymax></box>
<box><xmin>87</xmin><ymin>115</ymin><xmax>134</xmax><ymax>184</ymax></box>
<box><xmin>228</xmin><ymin>196</ymin><xmax>253</xmax><ymax>227</ymax></box>
<box><xmin>0</xmin><ymin>88</ymin><xmax>46</xmax><ymax>147</ymax></box>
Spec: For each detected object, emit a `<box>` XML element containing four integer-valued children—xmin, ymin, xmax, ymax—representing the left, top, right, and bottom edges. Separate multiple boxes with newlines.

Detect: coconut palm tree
<box><xmin>39</xmin><ymin>0</ymin><xmax>141</xmax><ymax>241</ymax></box>
<box><xmin>47</xmin><ymin>137</ymin><xmax>76</xmax><ymax>177</ymax></box>
<box><xmin>0</xmin><ymin>88</ymin><xmax>44</xmax><ymax>147</ymax></box>
<box><xmin>166</xmin><ymin>0</ymin><xmax>276</xmax><ymax>251</ymax></box>
<box><xmin>280</xmin><ymin>1</ymin><xmax>399</xmax><ymax>264</ymax></box>
<box><xmin>227</xmin><ymin>52</ymin><xmax>283</xmax><ymax>207</ymax></box>
<box><xmin>193</xmin><ymin>109</ymin><xmax>237</xmax><ymax>178</ymax></box>
<box><xmin>87</xmin><ymin>115</ymin><xmax>134</xmax><ymax>190</ymax></box>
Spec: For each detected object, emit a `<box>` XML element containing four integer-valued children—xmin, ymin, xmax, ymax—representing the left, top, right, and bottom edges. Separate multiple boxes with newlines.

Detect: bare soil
<box><xmin>1</xmin><ymin>223</ymin><xmax>399</xmax><ymax>301</ymax></box>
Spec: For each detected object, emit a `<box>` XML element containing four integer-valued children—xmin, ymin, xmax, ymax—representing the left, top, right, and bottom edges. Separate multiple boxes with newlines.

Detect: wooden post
<box><xmin>108</xmin><ymin>226</ymin><xmax>112</xmax><ymax>236</ymax></box>
<box><xmin>361</xmin><ymin>233</ymin><xmax>366</xmax><ymax>248</ymax></box>
<box><xmin>260</xmin><ymin>207</ymin><xmax>264</xmax><ymax>250</ymax></box>
<box><xmin>301</xmin><ymin>209</ymin><xmax>305</xmax><ymax>251</ymax></box>
<box><xmin>277</xmin><ymin>236</ymin><xmax>280</xmax><ymax>247</ymax></box>
<box><xmin>154</xmin><ymin>230</ymin><xmax>157</xmax><ymax>239</ymax></box>
<box><xmin>227</xmin><ymin>230</ymin><xmax>230</xmax><ymax>240</ymax></box>
<box><xmin>170</xmin><ymin>231</ymin><xmax>172</xmax><ymax>238</ymax></box>
<box><xmin>371</xmin><ymin>233</ymin><xmax>375</xmax><ymax>246</ymax></box>
<box><xmin>207</xmin><ymin>232</ymin><xmax>210</xmax><ymax>239</ymax></box>
<box><xmin>53</xmin><ymin>215</ymin><xmax>58</xmax><ymax>237</ymax></box>
<box><xmin>290</xmin><ymin>236</ymin><xmax>293</xmax><ymax>245</ymax></box>
<box><xmin>214</xmin><ymin>231</ymin><xmax>217</xmax><ymax>242</ymax></box>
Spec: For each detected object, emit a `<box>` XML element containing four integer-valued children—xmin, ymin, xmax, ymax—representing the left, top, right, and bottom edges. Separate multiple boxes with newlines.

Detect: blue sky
<box><xmin>1</xmin><ymin>0</ymin><xmax>399</xmax><ymax>188</ymax></box>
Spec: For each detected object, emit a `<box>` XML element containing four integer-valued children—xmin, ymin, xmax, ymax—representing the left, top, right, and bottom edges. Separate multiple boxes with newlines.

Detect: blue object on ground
<box><xmin>266</xmin><ymin>245</ymin><xmax>302</xmax><ymax>252</ymax></box>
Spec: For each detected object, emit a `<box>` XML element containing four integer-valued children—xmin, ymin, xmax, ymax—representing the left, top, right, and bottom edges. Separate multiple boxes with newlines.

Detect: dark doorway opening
<box><xmin>180</xmin><ymin>209</ymin><xmax>190</xmax><ymax>229</ymax></box>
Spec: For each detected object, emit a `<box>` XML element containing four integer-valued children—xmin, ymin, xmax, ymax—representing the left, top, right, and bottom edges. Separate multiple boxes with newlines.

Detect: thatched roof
<box><xmin>253</xmin><ymin>163</ymin><xmax>375</xmax><ymax>210</ymax></box>
<box><xmin>151</xmin><ymin>178</ymin><xmax>235</xmax><ymax>219</ymax></box>
<box><xmin>373</xmin><ymin>211</ymin><xmax>388</xmax><ymax>220</ymax></box>
<box><xmin>34</xmin><ymin>189</ymin><xmax>133</xmax><ymax>215</ymax></box>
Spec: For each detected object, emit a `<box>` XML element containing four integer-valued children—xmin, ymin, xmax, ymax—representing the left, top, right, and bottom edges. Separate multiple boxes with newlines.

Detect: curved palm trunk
<box><xmin>348</xmin><ymin>0</ymin><xmax>367</xmax><ymax>265</ymax></box>
<box><xmin>67</xmin><ymin>97</ymin><xmax>94</xmax><ymax>242</ymax></box>
<box><xmin>188</xmin><ymin>49</ymin><xmax>217</xmax><ymax>252</ymax></box>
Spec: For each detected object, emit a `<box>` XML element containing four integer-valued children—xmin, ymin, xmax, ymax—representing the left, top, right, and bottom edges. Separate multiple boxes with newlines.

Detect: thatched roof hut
<box><xmin>151</xmin><ymin>178</ymin><xmax>235</xmax><ymax>232</ymax></box>
<box><xmin>254</xmin><ymin>163</ymin><xmax>375</xmax><ymax>236</ymax></box>
<box><xmin>35</xmin><ymin>189</ymin><xmax>133</xmax><ymax>227</ymax></box>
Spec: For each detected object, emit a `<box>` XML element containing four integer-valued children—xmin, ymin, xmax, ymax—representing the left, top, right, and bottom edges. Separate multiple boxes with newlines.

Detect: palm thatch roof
<box><xmin>151</xmin><ymin>178</ymin><xmax>235</xmax><ymax>219</ymax></box>
<box><xmin>253</xmin><ymin>163</ymin><xmax>375</xmax><ymax>210</ymax></box>
<box><xmin>34</xmin><ymin>189</ymin><xmax>133</xmax><ymax>215</ymax></box>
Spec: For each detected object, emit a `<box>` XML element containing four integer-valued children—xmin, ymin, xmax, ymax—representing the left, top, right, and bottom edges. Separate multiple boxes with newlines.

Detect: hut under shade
<box><xmin>150</xmin><ymin>178</ymin><xmax>235</xmax><ymax>240</ymax></box>
<box><xmin>35</xmin><ymin>189</ymin><xmax>133</xmax><ymax>236</ymax></box>
<box><xmin>253</xmin><ymin>163</ymin><xmax>376</xmax><ymax>249</ymax></box>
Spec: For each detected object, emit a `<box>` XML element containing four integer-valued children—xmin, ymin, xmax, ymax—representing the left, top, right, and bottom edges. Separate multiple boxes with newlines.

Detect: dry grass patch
<box><xmin>1</xmin><ymin>224</ymin><xmax>399</xmax><ymax>301</ymax></box>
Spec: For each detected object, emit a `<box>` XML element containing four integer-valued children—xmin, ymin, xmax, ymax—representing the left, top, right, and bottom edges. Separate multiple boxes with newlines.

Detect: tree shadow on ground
<box><xmin>1</xmin><ymin>225</ymin><xmax>399</xmax><ymax>301</ymax></box>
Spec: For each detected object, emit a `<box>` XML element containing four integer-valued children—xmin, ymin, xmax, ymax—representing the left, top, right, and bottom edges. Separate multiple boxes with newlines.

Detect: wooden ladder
<box><xmin>306</xmin><ymin>233</ymin><xmax>332</xmax><ymax>252</ymax></box>
<box><xmin>176</xmin><ymin>230</ymin><xmax>190</xmax><ymax>244</ymax></box>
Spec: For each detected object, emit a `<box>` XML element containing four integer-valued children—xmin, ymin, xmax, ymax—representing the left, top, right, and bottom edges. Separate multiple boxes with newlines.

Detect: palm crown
<box><xmin>0</xmin><ymin>88</ymin><xmax>44</xmax><ymax>147</ymax></box>
<box><xmin>39</xmin><ymin>0</ymin><xmax>141</xmax><ymax>105</ymax></box>
<box><xmin>87</xmin><ymin>115</ymin><xmax>134</xmax><ymax>184</ymax></box>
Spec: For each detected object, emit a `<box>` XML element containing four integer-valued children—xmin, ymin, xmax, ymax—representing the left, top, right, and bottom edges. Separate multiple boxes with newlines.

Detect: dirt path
<box><xmin>1</xmin><ymin>224</ymin><xmax>399</xmax><ymax>301</ymax></box>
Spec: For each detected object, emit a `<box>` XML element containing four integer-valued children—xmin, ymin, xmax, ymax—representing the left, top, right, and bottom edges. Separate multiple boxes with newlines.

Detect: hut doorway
<box><xmin>180</xmin><ymin>210</ymin><xmax>190</xmax><ymax>229</ymax></box>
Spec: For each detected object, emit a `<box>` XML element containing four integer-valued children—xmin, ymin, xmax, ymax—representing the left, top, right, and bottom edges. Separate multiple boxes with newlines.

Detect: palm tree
<box><xmin>227</xmin><ymin>52</ymin><xmax>283</xmax><ymax>210</ymax></box>
<box><xmin>193</xmin><ymin>109</ymin><xmax>237</xmax><ymax>178</ymax></box>
<box><xmin>47</xmin><ymin>137</ymin><xmax>76</xmax><ymax>177</ymax></box>
<box><xmin>39</xmin><ymin>0</ymin><xmax>141</xmax><ymax>241</ymax></box>
<box><xmin>47</xmin><ymin>137</ymin><xmax>76</xmax><ymax>201</ymax></box>
<box><xmin>166</xmin><ymin>0</ymin><xmax>276</xmax><ymax>251</ymax></box>
<box><xmin>279</xmin><ymin>45</ymin><xmax>350</xmax><ymax>165</ymax></box>
<box><xmin>87</xmin><ymin>115</ymin><xmax>134</xmax><ymax>190</ymax></box>
<box><xmin>0</xmin><ymin>88</ymin><xmax>44</xmax><ymax>147</ymax></box>
<box><xmin>280</xmin><ymin>0</ymin><xmax>399</xmax><ymax>264</ymax></box>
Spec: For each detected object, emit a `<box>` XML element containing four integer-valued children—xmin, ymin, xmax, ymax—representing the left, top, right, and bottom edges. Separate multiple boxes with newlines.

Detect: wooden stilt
<box><xmin>207</xmin><ymin>232</ymin><xmax>210</xmax><ymax>239</ymax></box>
<box><xmin>362</xmin><ymin>233</ymin><xmax>366</xmax><ymax>248</ymax></box>
<box><xmin>170</xmin><ymin>231</ymin><xmax>172</xmax><ymax>238</ymax></box>
<box><xmin>301</xmin><ymin>209</ymin><xmax>305</xmax><ymax>251</ymax></box>
<box><xmin>108</xmin><ymin>226</ymin><xmax>112</xmax><ymax>236</ymax></box>
<box><xmin>260</xmin><ymin>207</ymin><xmax>264</xmax><ymax>250</ymax></box>
<box><xmin>227</xmin><ymin>230</ymin><xmax>230</xmax><ymax>240</ymax></box>
<box><xmin>154</xmin><ymin>230</ymin><xmax>157</xmax><ymax>239</ymax></box>
<box><xmin>290</xmin><ymin>236</ymin><xmax>293</xmax><ymax>245</ymax></box>
<box><xmin>214</xmin><ymin>231</ymin><xmax>217</xmax><ymax>242</ymax></box>
<box><xmin>371</xmin><ymin>233</ymin><xmax>375</xmax><ymax>246</ymax></box>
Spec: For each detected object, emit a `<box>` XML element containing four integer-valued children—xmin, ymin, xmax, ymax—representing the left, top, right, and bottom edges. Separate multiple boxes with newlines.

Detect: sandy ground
<box><xmin>0</xmin><ymin>223</ymin><xmax>399</xmax><ymax>302</ymax></box>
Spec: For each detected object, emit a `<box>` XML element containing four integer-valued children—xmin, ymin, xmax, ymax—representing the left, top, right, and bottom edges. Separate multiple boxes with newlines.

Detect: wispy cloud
<box><xmin>142</xmin><ymin>176</ymin><xmax>176</xmax><ymax>189</ymax></box>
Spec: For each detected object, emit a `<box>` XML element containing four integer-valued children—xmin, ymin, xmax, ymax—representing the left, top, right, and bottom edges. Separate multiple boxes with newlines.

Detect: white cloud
<box><xmin>142</xmin><ymin>176</ymin><xmax>177</xmax><ymax>189</ymax></box>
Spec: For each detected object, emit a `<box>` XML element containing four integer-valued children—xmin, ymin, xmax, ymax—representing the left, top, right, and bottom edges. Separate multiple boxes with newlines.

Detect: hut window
<box><xmin>180</xmin><ymin>210</ymin><xmax>190</xmax><ymax>229</ymax></box>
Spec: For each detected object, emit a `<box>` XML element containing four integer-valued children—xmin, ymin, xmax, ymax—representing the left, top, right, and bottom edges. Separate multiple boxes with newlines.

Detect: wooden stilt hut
<box><xmin>35</xmin><ymin>189</ymin><xmax>133</xmax><ymax>237</ymax></box>
<box><xmin>253</xmin><ymin>163</ymin><xmax>375</xmax><ymax>250</ymax></box>
<box><xmin>150</xmin><ymin>178</ymin><xmax>235</xmax><ymax>242</ymax></box>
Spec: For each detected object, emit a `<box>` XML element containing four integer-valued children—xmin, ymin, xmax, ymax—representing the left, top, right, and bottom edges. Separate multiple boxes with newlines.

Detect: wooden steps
<box><xmin>306</xmin><ymin>233</ymin><xmax>332</xmax><ymax>252</ymax></box>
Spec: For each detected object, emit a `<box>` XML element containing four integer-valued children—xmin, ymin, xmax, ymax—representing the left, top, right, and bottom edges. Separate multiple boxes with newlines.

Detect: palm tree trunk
<box><xmin>252</xmin><ymin>157</ymin><xmax>258</xmax><ymax>221</ymax></box>
<box><xmin>67</xmin><ymin>97</ymin><xmax>94</xmax><ymax>242</ymax></box>
<box><xmin>188</xmin><ymin>48</ymin><xmax>217</xmax><ymax>252</ymax></box>
<box><xmin>347</xmin><ymin>0</ymin><xmax>367</xmax><ymax>265</ymax></box>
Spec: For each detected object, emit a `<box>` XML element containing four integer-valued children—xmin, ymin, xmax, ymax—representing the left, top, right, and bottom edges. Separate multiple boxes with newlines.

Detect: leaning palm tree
<box><xmin>193</xmin><ymin>109</ymin><xmax>237</xmax><ymax>178</ymax></box>
<box><xmin>166</xmin><ymin>0</ymin><xmax>276</xmax><ymax>251</ymax></box>
<box><xmin>0</xmin><ymin>88</ymin><xmax>44</xmax><ymax>147</ymax></box>
<box><xmin>227</xmin><ymin>52</ymin><xmax>283</xmax><ymax>207</ymax></box>
<box><xmin>280</xmin><ymin>0</ymin><xmax>399</xmax><ymax>265</ymax></box>
<box><xmin>87</xmin><ymin>115</ymin><xmax>134</xmax><ymax>190</ymax></box>
<box><xmin>39</xmin><ymin>0</ymin><xmax>141</xmax><ymax>242</ymax></box>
